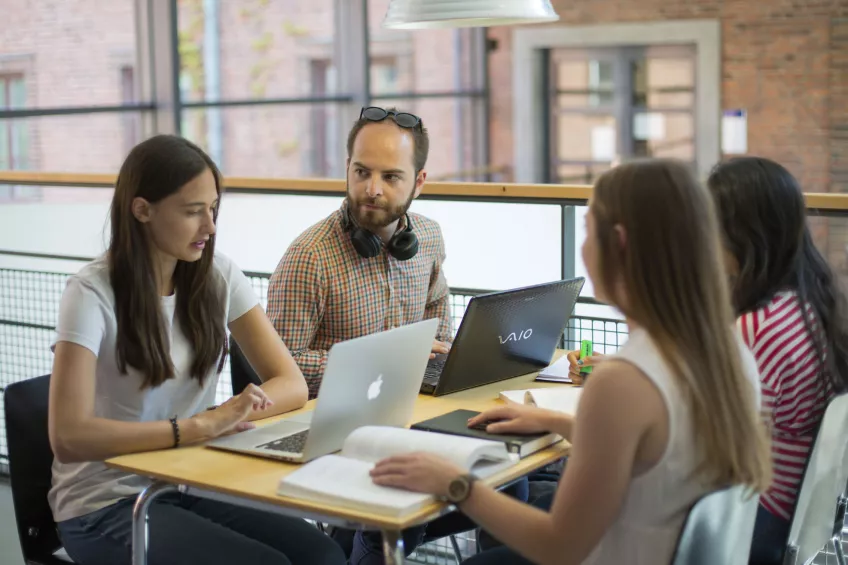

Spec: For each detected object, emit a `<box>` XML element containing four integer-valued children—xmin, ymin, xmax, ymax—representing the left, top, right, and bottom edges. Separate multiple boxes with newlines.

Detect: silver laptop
<box><xmin>206</xmin><ymin>318</ymin><xmax>438</xmax><ymax>463</ymax></box>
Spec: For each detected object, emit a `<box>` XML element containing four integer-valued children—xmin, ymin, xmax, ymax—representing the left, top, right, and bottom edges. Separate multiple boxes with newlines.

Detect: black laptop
<box><xmin>421</xmin><ymin>277</ymin><xmax>586</xmax><ymax>396</ymax></box>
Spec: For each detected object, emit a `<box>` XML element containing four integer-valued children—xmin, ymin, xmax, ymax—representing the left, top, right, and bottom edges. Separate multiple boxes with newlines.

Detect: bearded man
<box><xmin>267</xmin><ymin>106</ymin><xmax>452</xmax><ymax>398</ymax></box>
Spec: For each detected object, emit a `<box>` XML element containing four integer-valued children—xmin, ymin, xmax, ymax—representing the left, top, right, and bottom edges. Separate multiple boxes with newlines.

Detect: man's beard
<box><xmin>346</xmin><ymin>185</ymin><xmax>415</xmax><ymax>233</ymax></box>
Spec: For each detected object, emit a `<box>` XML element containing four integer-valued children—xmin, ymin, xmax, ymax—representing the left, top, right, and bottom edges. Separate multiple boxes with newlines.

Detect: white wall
<box><xmin>0</xmin><ymin>192</ymin><xmax>620</xmax><ymax>320</ymax></box>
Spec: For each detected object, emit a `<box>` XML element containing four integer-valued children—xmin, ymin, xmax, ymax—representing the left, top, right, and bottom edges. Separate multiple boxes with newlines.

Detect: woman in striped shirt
<box><xmin>707</xmin><ymin>157</ymin><xmax>848</xmax><ymax>565</ymax></box>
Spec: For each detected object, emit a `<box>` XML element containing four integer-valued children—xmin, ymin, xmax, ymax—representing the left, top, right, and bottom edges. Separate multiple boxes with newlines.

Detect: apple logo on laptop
<box><xmin>367</xmin><ymin>374</ymin><xmax>383</xmax><ymax>400</ymax></box>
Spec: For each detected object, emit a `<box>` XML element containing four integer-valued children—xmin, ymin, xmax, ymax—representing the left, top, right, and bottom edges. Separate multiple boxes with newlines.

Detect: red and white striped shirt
<box><xmin>738</xmin><ymin>290</ymin><xmax>834</xmax><ymax>521</ymax></box>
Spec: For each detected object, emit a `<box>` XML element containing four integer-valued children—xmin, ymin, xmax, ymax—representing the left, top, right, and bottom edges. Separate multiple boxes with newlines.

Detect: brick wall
<box><xmin>1</xmin><ymin>0</ymin><xmax>477</xmax><ymax>180</ymax></box>
<box><xmin>0</xmin><ymin>0</ymin><xmax>137</xmax><ymax>173</ymax></box>
<box><xmin>832</xmin><ymin>16</ymin><xmax>848</xmax><ymax>194</ymax></box>
<box><xmin>485</xmin><ymin>0</ymin><xmax>847</xmax><ymax>271</ymax></box>
<box><xmin>827</xmin><ymin>15</ymin><xmax>848</xmax><ymax>270</ymax></box>
<box><xmin>488</xmin><ymin>0</ymin><xmax>844</xmax><ymax>195</ymax></box>
<box><xmin>2</xmin><ymin>1</ymin><xmax>845</xmax><ymax>192</ymax></box>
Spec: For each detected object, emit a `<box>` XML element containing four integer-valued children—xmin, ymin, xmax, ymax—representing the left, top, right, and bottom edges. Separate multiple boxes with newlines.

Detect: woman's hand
<box><xmin>192</xmin><ymin>384</ymin><xmax>273</xmax><ymax>439</ymax></box>
<box><xmin>467</xmin><ymin>404</ymin><xmax>562</xmax><ymax>435</ymax></box>
<box><xmin>565</xmin><ymin>349</ymin><xmax>603</xmax><ymax>385</ymax></box>
<box><xmin>370</xmin><ymin>453</ymin><xmax>465</xmax><ymax>497</ymax></box>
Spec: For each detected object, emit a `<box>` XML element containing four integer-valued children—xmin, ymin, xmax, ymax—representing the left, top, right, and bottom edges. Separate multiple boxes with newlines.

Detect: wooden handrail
<box><xmin>1</xmin><ymin>170</ymin><xmax>846</xmax><ymax>211</ymax></box>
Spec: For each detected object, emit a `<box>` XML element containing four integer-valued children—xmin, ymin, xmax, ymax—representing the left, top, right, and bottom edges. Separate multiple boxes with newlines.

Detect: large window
<box><xmin>0</xmin><ymin>74</ymin><xmax>31</xmax><ymax>201</ymax></box>
<box><xmin>0</xmin><ymin>1</ymin><xmax>487</xmax><ymax>182</ymax></box>
<box><xmin>548</xmin><ymin>45</ymin><xmax>696</xmax><ymax>184</ymax></box>
<box><xmin>367</xmin><ymin>0</ymin><xmax>488</xmax><ymax>181</ymax></box>
<box><xmin>0</xmin><ymin>75</ymin><xmax>27</xmax><ymax>171</ymax></box>
<box><xmin>0</xmin><ymin>0</ymin><xmax>145</xmax><ymax>179</ymax></box>
<box><xmin>174</xmin><ymin>0</ymin><xmax>487</xmax><ymax>180</ymax></box>
<box><xmin>177</xmin><ymin>0</ymin><xmax>339</xmax><ymax>177</ymax></box>
<box><xmin>120</xmin><ymin>66</ymin><xmax>141</xmax><ymax>156</ymax></box>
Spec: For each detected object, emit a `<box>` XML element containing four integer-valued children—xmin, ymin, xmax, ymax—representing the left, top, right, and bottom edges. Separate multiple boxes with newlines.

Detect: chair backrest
<box><xmin>229</xmin><ymin>335</ymin><xmax>261</xmax><ymax>396</ymax></box>
<box><xmin>670</xmin><ymin>484</ymin><xmax>760</xmax><ymax>565</ymax></box>
<box><xmin>4</xmin><ymin>374</ymin><xmax>62</xmax><ymax>562</ymax></box>
<box><xmin>784</xmin><ymin>392</ymin><xmax>848</xmax><ymax>565</ymax></box>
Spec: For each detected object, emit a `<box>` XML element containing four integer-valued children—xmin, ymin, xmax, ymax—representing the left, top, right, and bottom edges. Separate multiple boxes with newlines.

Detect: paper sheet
<box><xmin>499</xmin><ymin>387</ymin><xmax>583</xmax><ymax>415</ymax></box>
<box><xmin>537</xmin><ymin>355</ymin><xmax>573</xmax><ymax>380</ymax></box>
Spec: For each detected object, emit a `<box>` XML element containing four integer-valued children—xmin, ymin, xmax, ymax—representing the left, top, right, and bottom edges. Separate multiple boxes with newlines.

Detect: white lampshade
<box><xmin>382</xmin><ymin>0</ymin><xmax>560</xmax><ymax>29</ymax></box>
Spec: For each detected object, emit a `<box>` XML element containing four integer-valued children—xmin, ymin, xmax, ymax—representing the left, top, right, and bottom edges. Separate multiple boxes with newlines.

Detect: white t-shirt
<box><xmin>48</xmin><ymin>252</ymin><xmax>259</xmax><ymax>523</ymax></box>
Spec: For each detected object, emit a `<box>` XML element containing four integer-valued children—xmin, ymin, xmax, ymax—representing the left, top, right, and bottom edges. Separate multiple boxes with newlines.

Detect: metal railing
<box><xmin>0</xmin><ymin>252</ymin><xmax>629</xmax><ymax>470</ymax></box>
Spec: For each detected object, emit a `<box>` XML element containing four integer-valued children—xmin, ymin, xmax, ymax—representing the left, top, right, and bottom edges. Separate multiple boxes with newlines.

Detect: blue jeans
<box><xmin>749</xmin><ymin>504</ymin><xmax>790</xmax><ymax>565</ymax></box>
<box><xmin>57</xmin><ymin>492</ymin><xmax>346</xmax><ymax>565</ymax></box>
<box><xmin>346</xmin><ymin>477</ymin><xmax>530</xmax><ymax>565</ymax></box>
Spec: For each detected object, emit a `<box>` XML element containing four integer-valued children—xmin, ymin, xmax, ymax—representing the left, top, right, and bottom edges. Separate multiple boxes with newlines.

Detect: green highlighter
<box><xmin>579</xmin><ymin>339</ymin><xmax>593</xmax><ymax>375</ymax></box>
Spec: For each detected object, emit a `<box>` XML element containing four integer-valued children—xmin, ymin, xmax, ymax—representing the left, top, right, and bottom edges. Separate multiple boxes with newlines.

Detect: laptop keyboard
<box><xmin>256</xmin><ymin>429</ymin><xmax>309</xmax><ymax>454</ymax></box>
<box><xmin>423</xmin><ymin>354</ymin><xmax>447</xmax><ymax>385</ymax></box>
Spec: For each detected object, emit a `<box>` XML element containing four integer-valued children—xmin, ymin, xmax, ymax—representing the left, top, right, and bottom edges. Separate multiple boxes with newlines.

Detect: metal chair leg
<box><xmin>449</xmin><ymin>534</ymin><xmax>463</xmax><ymax>563</ymax></box>
<box><xmin>783</xmin><ymin>544</ymin><xmax>798</xmax><ymax>565</ymax></box>
<box><xmin>833</xmin><ymin>495</ymin><xmax>847</xmax><ymax>565</ymax></box>
<box><xmin>132</xmin><ymin>481</ymin><xmax>179</xmax><ymax>565</ymax></box>
<box><xmin>381</xmin><ymin>529</ymin><xmax>405</xmax><ymax>565</ymax></box>
<box><xmin>833</xmin><ymin>534</ymin><xmax>846</xmax><ymax>565</ymax></box>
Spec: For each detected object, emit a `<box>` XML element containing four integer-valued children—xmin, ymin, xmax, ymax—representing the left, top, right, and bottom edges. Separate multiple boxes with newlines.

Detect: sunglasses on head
<box><xmin>359</xmin><ymin>106</ymin><xmax>422</xmax><ymax>129</ymax></box>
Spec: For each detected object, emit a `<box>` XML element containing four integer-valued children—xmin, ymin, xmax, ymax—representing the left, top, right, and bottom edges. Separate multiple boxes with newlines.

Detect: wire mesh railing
<box><xmin>0</xmin><ymin>265</ymin><xmax>629</xmax><ymax>471</ymax></box>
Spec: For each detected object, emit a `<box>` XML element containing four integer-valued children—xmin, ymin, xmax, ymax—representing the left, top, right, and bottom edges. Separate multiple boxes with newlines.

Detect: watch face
<box><xmin>448</xmin><ymin>477</ymin><xmax>469</xmax><ymax>502</ymax></box>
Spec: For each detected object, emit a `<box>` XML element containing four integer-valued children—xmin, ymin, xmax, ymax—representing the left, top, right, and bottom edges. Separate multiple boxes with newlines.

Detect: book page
<box><xmin>341</xmin><ymin>426</ymin><xmax>508</xmax><ymax>469</ymax></box>
<box><xmin>526</xmin><ymin>388</ymin><xmax>583</xmax><ymax>414</ymax></box>
<box><xmin>538</xmin><ymin>355</ymin><xmax>573</xmax><ymax>380</ymax></box>
<box><xmin>499</xmin><ymin>387</ymin><xmax>583</xmax><ymax>414</ymax></box>
<box><xmin>499</xmin><ymin>390</ymin><xmax>526</xmax><ymax>404</ymax></box>
<box><xmin>278</xmin><ymin>454</ymin><xmax>433</xmax><ymax>514</ymax></box>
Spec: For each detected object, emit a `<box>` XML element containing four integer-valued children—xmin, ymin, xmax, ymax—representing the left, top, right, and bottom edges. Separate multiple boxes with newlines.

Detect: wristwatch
<box><xmin>445</xmin><ymin>473</ymin><xmax>478</xmax><ymax>504</ymax></box>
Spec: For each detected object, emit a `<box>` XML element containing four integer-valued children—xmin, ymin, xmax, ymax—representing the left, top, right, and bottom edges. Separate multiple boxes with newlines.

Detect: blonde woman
<box><xmin>369</xmin><ymin>159</ymin><xmax>772</xmax><ymax>565</ymax></box>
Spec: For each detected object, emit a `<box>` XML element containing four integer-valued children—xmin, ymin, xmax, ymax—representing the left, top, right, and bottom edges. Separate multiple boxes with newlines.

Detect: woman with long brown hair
<box><xmin>707</xmin><ymin>156</ymin><xmax>848</xmax><ymax>564</ymax></box>
<box><xmin>368</xmin><ymin>159</ymin><xmax>772</xmax><ymax>565</ymax></box>
<box><xmin>47</xmin><ymin>135</ymin><xmax>345</xmax><ymax>565</ymax></box>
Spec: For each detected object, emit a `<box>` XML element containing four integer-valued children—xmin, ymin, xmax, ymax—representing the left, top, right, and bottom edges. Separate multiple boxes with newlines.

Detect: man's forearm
<box><xmin>425</xmin><ymin>296</ymin><xmax>452</xmax><ymax>343</ymax></box>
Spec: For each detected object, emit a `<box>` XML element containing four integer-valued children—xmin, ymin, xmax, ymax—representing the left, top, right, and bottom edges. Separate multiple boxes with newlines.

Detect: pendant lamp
<box><xmin>382</xmin><ymin>0</ymin><xmax>560</xmax><ymax>29</ymax></box>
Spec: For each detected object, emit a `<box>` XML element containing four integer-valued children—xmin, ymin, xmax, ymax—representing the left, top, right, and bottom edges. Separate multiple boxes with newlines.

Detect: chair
<box><xmin>781</xmin><ymin>392</ymin><xmax>848</xmax><ymax>565</ymax></box>
<box><xmin>5</xmin><ymin>374</ymin><xmax>74</xmax><ymax>564</ymax></box>
<box><xmin>229</xmin><ymin>335</ymin><xmax>261</xmax><ymax>396</ymax></box>
<box><xmin>671</xmin><ymin>483</ymin><xmax>760</xmax><ymax>565</ymax></box>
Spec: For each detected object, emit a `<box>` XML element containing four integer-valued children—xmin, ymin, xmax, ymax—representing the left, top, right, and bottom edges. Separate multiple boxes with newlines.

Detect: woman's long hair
<box><xmin>591</xmin><ymin>159</ymin><xmax>772</xmax><ymax>491</ymax></box>
<box><xmin>109</xmin><ymin>134</ymin><xmax>227</xmax><ymax>389</ymax></box>
<box><xmin>707</xmin><ymin>156</ymin><xmax>848</xmax><ymax>395</ymax></box>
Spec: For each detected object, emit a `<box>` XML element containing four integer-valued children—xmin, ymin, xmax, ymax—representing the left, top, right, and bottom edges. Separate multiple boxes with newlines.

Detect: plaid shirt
<box><xmin>267</xmin><ymin>206</ymin><xmax>453</xmax><ymax>398</ymax></box>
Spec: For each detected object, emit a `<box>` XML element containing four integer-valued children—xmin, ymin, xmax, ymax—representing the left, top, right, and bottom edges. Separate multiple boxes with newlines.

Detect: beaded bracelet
<box><xmin>169</xmin><ymin>416</ymin><xmax>180</xmax><ymax>448</ymax></box>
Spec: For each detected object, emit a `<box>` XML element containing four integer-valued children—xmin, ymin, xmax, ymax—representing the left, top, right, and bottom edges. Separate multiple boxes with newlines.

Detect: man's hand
<box><xmin>430</xmin><ymin>340</ymin><xmax>451</xmax><ymax>359</ymax></box>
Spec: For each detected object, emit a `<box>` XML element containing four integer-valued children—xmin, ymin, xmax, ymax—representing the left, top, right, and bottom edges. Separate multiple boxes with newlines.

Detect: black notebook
<box><xmin>411</xmin><ymin>409</ymin><xmax>562</xmax><ymax>459</ymax></box>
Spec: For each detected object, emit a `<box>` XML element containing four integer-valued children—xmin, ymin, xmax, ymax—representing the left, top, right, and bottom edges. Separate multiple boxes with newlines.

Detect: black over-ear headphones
<box><xmin>341</xmin><ymin>206</ymin><xmax>419</xmax><ymax>261</ymax></box>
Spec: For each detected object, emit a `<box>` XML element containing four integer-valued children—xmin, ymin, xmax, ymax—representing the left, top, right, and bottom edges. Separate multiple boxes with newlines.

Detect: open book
<box><xmin>499</xmin><ymin>387</ymin><xmax>583</xmax><ymax>414</ymax></box>
<box><xmin>277</xmin><ymin>426</ymin><xmax>516</xmax><ymax>516</ymax></box>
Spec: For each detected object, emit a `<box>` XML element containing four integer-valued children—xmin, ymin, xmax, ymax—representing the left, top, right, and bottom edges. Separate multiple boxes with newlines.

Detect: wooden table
<box><xmin>107</xmin><ymin>361</ymin><xmax>574</xmax><ymax>565</ymax></box>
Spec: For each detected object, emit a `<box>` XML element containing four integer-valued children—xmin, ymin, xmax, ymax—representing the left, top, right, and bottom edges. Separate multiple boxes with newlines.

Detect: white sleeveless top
<box><xmin>581</xmin><ymin>327</ymin><xmax>762</xmax><ymax>565</ymax></box>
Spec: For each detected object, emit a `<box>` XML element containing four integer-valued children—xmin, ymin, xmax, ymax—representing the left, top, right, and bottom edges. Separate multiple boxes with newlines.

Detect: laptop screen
<box><xmin>433</xmin><ymin>277</ymin><xmax>585</xmax><ymax>396</ymax></box>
